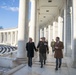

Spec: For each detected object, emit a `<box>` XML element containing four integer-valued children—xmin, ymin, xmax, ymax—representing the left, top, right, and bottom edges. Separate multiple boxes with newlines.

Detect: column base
<box><xmin>72</xmin><ymin>61</ymin><xmax>76</xmax><ymax>68</ymax></box>
<box><xmin>65</xmin><ymin>51</ymin><xmax>72</xmax><ymax>57</ymax></box>
<box><xmin>13</xmin><ymin>58</ymin><xmax>28</xmax><ymax>65</ymax></box>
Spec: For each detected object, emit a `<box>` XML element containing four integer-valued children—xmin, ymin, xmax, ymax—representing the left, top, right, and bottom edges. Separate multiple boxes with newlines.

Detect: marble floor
<box><xmin>12</xmin><ymin>52</ymin><xmax>76</xmax><ymax>75</ymax></box>
<box><xmin>0</xmin><ymin>67</ymin><xmax>11</xmax><ymax>73</ymax></box>
<box><xmin>13</xmin><ymin>64</ymin><xmax>68</xmax><ymax>75</ymax></box>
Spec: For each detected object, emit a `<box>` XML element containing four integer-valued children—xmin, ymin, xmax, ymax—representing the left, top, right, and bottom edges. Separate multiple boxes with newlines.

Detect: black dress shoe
<box><xmin>44</xmin><ymin>61</ymin><xmax>46</xmax><ymax>65</ymax></box>
<box><xmin>41</xmin><ymin>65</ymin><xmax>43</xmax><ymax>68</ymax></box>
<box><xmin>59</xmin><ymin>65</ymin><xmax>61</xmax><ymax>68</ymax></box>
<box><xmin>55</xmin><ymin>68</ymin><xmax>58</xmax><ymax>70</ymax></box>
<box><xmin>39</xmin><ymin>60</ymin><xmax>40</xmax><ymax>62</ymax></box>
<box><xmin>28</xmin><ymin>65</ymin><xmax>32</xmax><ymax>67</ymax></box>
<box><xmin>59</xmin><ymin>66</ymin><xmax>61</xmax><ymax>68</ymax></box>
<box><xmin>30</xmin><ymin>65</ymin><xmax>32</xmax><ymax>67</ymax></box>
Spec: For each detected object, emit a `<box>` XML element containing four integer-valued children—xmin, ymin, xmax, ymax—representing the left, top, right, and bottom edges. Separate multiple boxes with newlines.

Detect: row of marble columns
<box><xmin>16</xmin><ymin>0</ymin><xmax>64</xmax><ymax>57</ymax></box>
<box><xmin>0</xmin><ymin>31</ymin><xmax>18</xmax><ymax>46</ymax></box>
<box><xmin>39</xmin><ymin>20</ymin><xmax>63</xmax><ymax>48</ymax></box>
<box><xmin>17</xmin><ymin>0</ymin><xmax>76</xmax><ymax>67</ymax></box>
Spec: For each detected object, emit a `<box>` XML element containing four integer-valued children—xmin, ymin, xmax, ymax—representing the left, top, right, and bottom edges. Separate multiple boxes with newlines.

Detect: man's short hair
<box><xmin>56</xmin><ymin>37</ymin><xmax>60</xmax><ymax>40</ymax></box>
<box><xmin>29</xmin><ymin>37</ymin><xmax>32</xmax><ymax>40</ymax></box>
<box><xmin>42</xmin><ymin>37</ymin><xmax>45</xmax><ymax>39</ymax></box>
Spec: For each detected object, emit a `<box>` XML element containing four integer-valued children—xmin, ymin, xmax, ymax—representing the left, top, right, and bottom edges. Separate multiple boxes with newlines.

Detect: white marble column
<box><xmin>64</xmin><ymin>0</ymin><xmax>67</xmax><ymax>55</ymax></box>
<box><xmin>29</xmin><ymin>0</ymin><xmax>36</xmax><ymax>42</ymax></box>
<box><xmin>10</xmin><ymin>32</ymin><xmax>11</xmax><ymax>45</ymax></box>
<box><xmin>46</xmin><ymin>27</ymin><xmax>48</xmax><ymax>40</ymax></box>
<box><xmin>10</xmin><ymin>32</ymin><xmax>13</xmax><ymax>45</ymax></box>
<box><xmin>53</xmin><ymin>22</ymin><xmax>55</xmax><ymax>40</ymax></box>
<box><xmin>3</xmin><ymin>33</ymin><xmax>4</xmax><ymax>43</ymax></box>
<box><xmin>58</xmin><ymin>16</ymin><xmax>63</xmax><ymax>41</ymax></box>
<box><xmin>15</xmin><ymin>31</ymin><xmax>17</xmax><ymax>46</ymax></box>
<box><xmin>70</xmin><ymin>6</ymin><xmax>73</xmax><ymax>53</ymax></box>
<box><xmin>64</xmin><ymin>0</ymin><xmax>72</xmax><ymax>56</ymax></box>
<box><xmin>5</xmin><ymin>33</ymin><xmax>7</xmax><ymax>43</ymax></box>
<box><xmin>55</xmin><ymin>22</ymin><xmax>58</xmax><ymax>37</ymax></box>
<box><xmin>50</xmin><ymin>25</ymin><xmax>53</xmax><ymax>41</ymax></box>
<box><xmin>53</xmin><ymin>21</ymin><xmax>58</xmax><ymax>40</ymax></box>
<box><xmin>7</xmin><ymin>32</ymin><xmax>9</xmax><ymax>44</ymax></box>
<box><xmin>42</xmin><ymin>29</ymin><xmax>44</xmax><ymax>37</ymax></box>
<box><xmin>0</xmin><ymin>33</ymin><xmax>1</xmax><ymax>43</ymax></box>
<box><xmin>72</xmin><ymin>0</ymin><xmax>76</xmax><ymax>68</ymax></box>
<box><xmin>6</xmin><ymin>32</ymin><xmax>8</xmax><ymax>44</ymax></box>
<box><xmin>35</xmin><ymin>26</ymin><xmax>40</xmax><ymax>46</ymax></box>
<box><xmin>12</xmin><ymin>32</ymin><xmax>15</xmax><ymax>45</ymax></box>
<box><xmin>35</xmin><ymin>8</ymin><xmax>40</xmax><ymax>45</ymax></box>
<box><xmin>15</xmin><ymin>31</ymin><xmax>18</xmax><ymax>46</ymax></box>
<box><xmin>48</xmin><ymin>25</ymin><xmax>51</xmax><ymax>47</ymax></box>
<box><xmin>40</xmin><ymin>29</ymin><xmax>43</xmax><ymax>38</ymax></box>
<box><xmin>1</xmin><ymin>33</ymin><xmax>3</xmax><ymax>43</ymax></box>
<box><xmin>17</xmin><ymin>0</ymin><xmax>29</xmax><ymax>58</ymax></box>
<box><xmin>3</xmin><ymin>33</ymin><xmax>5</xmax><ymax>43</ymax></box>
<box><xmin>44</xmin><ymin>27</ymin><xmax>47</xmax><ymax>38</ymax></box>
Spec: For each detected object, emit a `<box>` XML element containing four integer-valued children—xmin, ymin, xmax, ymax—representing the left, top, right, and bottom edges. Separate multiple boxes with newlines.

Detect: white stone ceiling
<box><xmin>37</xmin><ymin>0</ymin><xmax>64</xmax><ymax>27</ymax></box>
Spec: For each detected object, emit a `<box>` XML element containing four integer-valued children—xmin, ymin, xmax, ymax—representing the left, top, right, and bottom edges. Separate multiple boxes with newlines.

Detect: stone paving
<box><xmin>0</xmin><ymin>67</ymin><xmax>11</xmax><ymax>74</ymax></box>
<box><xmin>12</xmin><ymin>52</ymin><xmax>76</xmax><ymax>75</ymax></box>
<box><xmin>1</xmin><ymin>51</ymin><xmax>76</xmax><ymax>75</ymax></box>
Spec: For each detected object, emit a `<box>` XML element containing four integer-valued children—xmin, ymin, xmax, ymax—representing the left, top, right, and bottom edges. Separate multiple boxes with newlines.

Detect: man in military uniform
<box><xmin>37</xmin><ymin>37</ymin><xmax>49</xmax><ymax>68</ymax></box>
<box><xmin>51</xmin><ymin>39</ymin><xmax>55</xmax><ymax>53</ymax></box>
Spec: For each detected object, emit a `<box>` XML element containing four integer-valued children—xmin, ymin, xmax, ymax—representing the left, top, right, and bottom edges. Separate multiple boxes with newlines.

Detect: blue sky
<box><xmin>0</xmin><ymin>0</ymin><xmax>31</xmax><ymax>29</ymax></box>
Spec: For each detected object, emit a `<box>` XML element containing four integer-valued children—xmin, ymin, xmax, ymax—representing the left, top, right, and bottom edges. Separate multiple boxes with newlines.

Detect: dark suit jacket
<box><xmin>26</xmin><ymin>42</ymin><xmax>36</xmax><ymax>57</ymax></box>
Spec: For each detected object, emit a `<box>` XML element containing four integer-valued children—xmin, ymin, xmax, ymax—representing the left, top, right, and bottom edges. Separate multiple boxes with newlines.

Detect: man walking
<box><xmin>54</xmin><ymin>37</ymin><xmax>64</xmax><ymax>70</ymax></box>
<box><xmin>37</xmin><ymin>37</ymin><xmax>49</xmax><ymax>68</ymax></box>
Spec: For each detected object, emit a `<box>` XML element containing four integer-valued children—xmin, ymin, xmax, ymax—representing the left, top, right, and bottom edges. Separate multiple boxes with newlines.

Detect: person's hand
<box><xmin>47</xmin><ymin>51</ymin><xmax>49</xmax><ymax>54</ymax></box>
<box><xmin>55</xmin><ymin>47</ymin><xmax>58</xmax><ymax>49</ymax></box>
<box><xmin>36</xmin><ymin>49</ymin><xmax>38</xmax><ymax>52</ymax></box>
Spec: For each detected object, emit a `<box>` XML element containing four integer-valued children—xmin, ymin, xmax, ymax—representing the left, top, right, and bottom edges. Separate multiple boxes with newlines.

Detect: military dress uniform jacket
<box><xmin>54</xmin><ymin>41</ymin><xmax>64</xmax><ymax>58</ymax></box>
<box><xmin>37</xmin><ymin>41</ymin><xmax>49</xmax><ymax>54</ymax></box>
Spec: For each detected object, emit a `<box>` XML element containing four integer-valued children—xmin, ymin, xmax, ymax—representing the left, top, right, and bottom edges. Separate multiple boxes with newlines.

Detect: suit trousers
<box><xmin>56</xmin><ymin>58</ymin><xmax>62</xmax><ymax>68</ymax></box>
<box><xmin>28</xmin><ymin>57</ymin><xmax>32</xmax><ymax>67</ymax></box>
<box><xmin>40</xmin><ymin>53</ymin><xmax>46</xmax><ymax>66</ymax></box>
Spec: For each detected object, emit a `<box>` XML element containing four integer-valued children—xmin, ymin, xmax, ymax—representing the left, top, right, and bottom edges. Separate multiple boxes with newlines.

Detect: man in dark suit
<box><xmin>26</xmin><ymin>38</ymin><xmax>37</xmax><ymax>67</ymax></box>
<box><xmin>54</xmin><ymin>37</ymin><xmax>64</xmax><ymax>70</ymax></box>
<box><xmin>37</xmin><ymin>37</ymin><xmax>49</xmax><ymax>68</ymax></box>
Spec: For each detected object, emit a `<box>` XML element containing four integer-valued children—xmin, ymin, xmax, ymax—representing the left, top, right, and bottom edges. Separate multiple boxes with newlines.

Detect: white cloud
<box><xmin>0</xmin><ymin>6</ymin><xmax>19</xmax><ymax>12</ymax></box>
<box><xmin>8</xmin><ymin>7</ymin><xmax>19</xmax><ymax>12</ymax></box>
<box><xmin>0</xmin><ymin>6</ymin><xmax>7</xmax><ymax>9</ymax></box>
